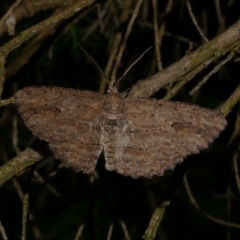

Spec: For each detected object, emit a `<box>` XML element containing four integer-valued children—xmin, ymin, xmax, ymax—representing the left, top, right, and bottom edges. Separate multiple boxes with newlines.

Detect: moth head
<box><xmin>103</xmin><ymin>90</ymin><xmax>124</xmax><ymax>117</ymax></box>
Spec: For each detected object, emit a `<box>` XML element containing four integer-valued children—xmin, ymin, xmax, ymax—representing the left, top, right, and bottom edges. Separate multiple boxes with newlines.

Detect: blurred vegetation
<box><xmin>0</xmin><ymin>0</ymin><xmax>240</xmax><ymax>239</ymax></box>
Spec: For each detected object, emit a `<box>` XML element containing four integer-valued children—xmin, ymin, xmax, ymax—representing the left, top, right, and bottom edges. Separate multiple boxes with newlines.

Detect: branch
<box><xmin>220</xmin><ymin>84</ymin><xmax>240</xmax><ymax>116</ymax></box>
<box><xmin>128</xmin><ymin>19</ymin><xmax>240</xmax><ymax>98</ymax></box>
<box><xmin>143</xmin><ymin>200</ymin><xmax>169</xmax><ymax>240</ymax></box>
<box><xmin>0</xmin><ymin>0</ymin><xmax>95</xmax><ymax>98</ymax></box>
<box><xmin>0</xmin><ymin>147</ymin><xmax>43</xmax><ymax>186</ymax></box>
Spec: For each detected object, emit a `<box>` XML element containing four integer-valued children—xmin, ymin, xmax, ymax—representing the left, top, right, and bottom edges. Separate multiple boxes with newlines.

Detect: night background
<box><xmin>0</xmin><ymin>0</ymin><xmax>240</xmax><ymax>239</ymax></box>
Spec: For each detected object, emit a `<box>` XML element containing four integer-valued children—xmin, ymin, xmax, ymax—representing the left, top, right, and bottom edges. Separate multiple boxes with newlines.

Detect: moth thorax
<box><xmin>103</xmin><ymin>92</ymin><xmax>124</xmax><ymax>120</ymax></box>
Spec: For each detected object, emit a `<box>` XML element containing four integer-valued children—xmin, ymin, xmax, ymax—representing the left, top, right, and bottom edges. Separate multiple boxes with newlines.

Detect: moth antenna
<box><xmin>114</xmin><ymin>46</ymin><xmax>152</xmax><ymax>88</ymax></box>
<box><xmin>78</xmin><ymin>44</ymin><xmax>109</xmax><ymax>85</ymax></box>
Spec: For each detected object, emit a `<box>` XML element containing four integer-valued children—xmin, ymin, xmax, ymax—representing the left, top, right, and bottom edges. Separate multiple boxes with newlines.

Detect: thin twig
<box><xmin>184</xmin><ymin>175</ymin><xmax>240</xmax><ymax>229</ymax></box>
<box><xmin>106</xmin><ymin>223</ymin><xmax>114</xmax><ymax>240</ymax></box>
<box><xmin>233</xmin><ymin>148</ymin><xmax>240</xmax><ymax>196</ymax></box>
<box><xmin>12</xmin><ymin>178</ymin><xmax>39</xmax><ymax>237</ymax></box>
<box><xmin>155</xmin><ymin>0</ymin><xmax>173</xmax><ymax>72</ymax></box>
<box><xmin>110</xmin><ymin>0</ymin><xmax>143</xmax><ymax>87</ymax></box>
<box><xmin>128</xmin><ymin>19</ymin><xmax>240</xmax><ymax>98</ymax></box>
<box><xmin>0</xmin><ymin>220</ymin><xmax>8</xmax><ymax>240</ymax></box>
<box><xmin>6</xmin><ymin>3</ymin><xmax>91</xmax><ymax>80</ymax></box>
<box><xmin>12</xmin><ymin>115</ymin><xmax>21</xmax><ymax>155</ymax></box>
<box><xmin>74</xmin><ymin>224</ymin><xmax>85</xmax><ymax>240</ymax></box>
<box><xmin>33</xmin><ymin>171</ymin><xmax>61</xmax><ymax>197</ymax></box>
<box><xmin>164</xmin><ymin>31</ymin><xmax>199</xmax><ymax>46</ymax></box>
<box><xmin>228</xmin><ymin>109</ymin><xmax>240</xmax><ymax>146</ymax></box>
<box><xmin>152</xmin><ymin>0</ymin><xmax>162</xmax><ymax>71</ymax></box>
<box><xmin>186</xmin><ymin>0</ymin><xmax>208</xmax><ymax>43</ymax></box>
<box><xmin>143</xmin><ymin>200</ymin><xmax>169</xmax><ymax>240</ymax></box>
<box><xmin>0</xmin><ymin>56</ymin><xmax>6</xmax><ymax>99</ymax></box>
<box><xmin>226</xmin><ymin>184</ymin><xmax>232</xmax><ymax>240</ymax></box>
<box><xmin>12</xmin><ymin>178</ymin><xmax>24</xmax><ymax>202</ymax></box>
<box><xmin>0</xmin><ymin>97</ymin><xmax>14</xmax><ymax>106</ymax></box>
<box><xmin>21</xmin><ymin>193</ymin><xmax>29</xmax><ymax>240</ymax></box>
<box><xmin>163</xmin><ymin>63</ymin><xmax>204</xmax><ymax>100</ymax></box>
<box><xmin>0</xmin><ymin>1</ymin><xmax>69</xmax><ymax>37</ymax></box>
<box><xmin>101</xmin><ymin>32</ymin><xmax>121</xmax><ymax>93</ymax></box>
<box><xmin>81</xmin><ymin>3</ymin><xmax>107</xmax><ymax>40</ymax></box>
<box><xmin>220</xmin><ymin>84</ymin><xmax>240</xmax><ymax>117</ymax></box>
<box><xmin>120</xmin><ymin>220</ymin><xmax>131</xmax><ymax>240</ymax></box>
<box><xmin>0</xmin><ymin>0</ymin><xmax>95</xmax><ymax>98</ymax></box>
<box><xmin>0</xmin><ymin>0</ymin><xmax>22</xmax><ymax>29</ymax></box>
<box><xmin>189</xmin><ymin>51</ymin><xmax>236</xmax><ymax>96</ymax></box>
<box><xmin>100</xmin><ymin>0</ymin><xmax>131</xmax><ymax>93</ymax></box>
<box><xmin>0</xmin><ymin>147</ymin><xmax>44</xmax><ymax>186</ymax></box>
<box><xmin>0</xmin><ymin>0</ymin><xmax>94</xmax><ymax>54</ymax></box>
<box><xmin>214</xmin><ymin>0</ymin><xmax>225</xmax><ymax>30</ymax></box>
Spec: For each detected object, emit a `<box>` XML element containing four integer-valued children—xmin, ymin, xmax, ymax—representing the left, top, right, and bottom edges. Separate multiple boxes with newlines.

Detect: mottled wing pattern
<box><xmin>14</xmin><ymin>86</ymin><xmax>104</xmax><ymax>173</ymax></box>
<box><xmin>113</xmin><ymin>98</ymin><xmax>227</xmax><ymax>178</ymax></box>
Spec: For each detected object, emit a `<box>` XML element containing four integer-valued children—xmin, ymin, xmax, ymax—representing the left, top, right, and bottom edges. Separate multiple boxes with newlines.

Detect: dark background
<box><xmin>0</xmin><ymin>0</ymin><xmax>240</xmax><ymax>239</ymax></box>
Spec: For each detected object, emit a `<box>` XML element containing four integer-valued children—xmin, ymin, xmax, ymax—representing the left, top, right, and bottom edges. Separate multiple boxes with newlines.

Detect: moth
<box><xmin>14</xmin><ymin>86</ymin><xmax>227</xmax><ymax>178</ymax></box>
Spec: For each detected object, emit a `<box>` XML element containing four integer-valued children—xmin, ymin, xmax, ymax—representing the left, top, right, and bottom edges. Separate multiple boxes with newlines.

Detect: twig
<box><xmin>33</xmin><ymin>171</ymin><xmax>61</xmax><ymax>197</ymax></box>
<box><xmin>128</xmin><ymin>19</ymin><xmax>240</xmax><ymax>98</ymax></box>
<box><xmin>233</xmin><ymin>148</ymin><xmax>240</xmax><ymax>196</ymax></box>
<box><xmin>80</xmin><ymin>4</ymin><xmax>101</xmax><ymax>41</ymax></box>
<box><xmin>226</xmin><ymin>184</ymin><xmax>232</xmax><ymax>240</ymax></box>
<box><xmin>0</xmin><ymin>97</ymin><xmax>14</xmax><ymax>106</ymax></box>
<box><xmin>0</xmin><ymin>220</ymin><xmax>8</xmax><ymax>240</ymax></box>
<box><xmin>0</xmin><ymin>0</ymin><xmax>94</xmax><ymax>54</ymax></box>
<box><xmin>6</xmin><ymin>3</ymin><xmax>91</xmax><ymax>79</ymax></box>
<box><xmin>106</xmin><ymin>223</ymin><xmax>114</xmax><ymax>240</ymax></box>
<box><xmin>163</xmin><ymin>48</ymin><xmax>205</xmax><ymax>100</ymax></box>
<box><xmin>214</xmin><ymin>0</ymin><xmax>225</xmax><ymax>30</ymax></box>
<box><xmin>0</xmin><ymin>148</ymin><xmax>43</xmax><ymax>186</ymax></box>
<box><xmin>120</xmin><ymin>220</ymin><xmax>130</xmax><ymax>240</ymax></box>
<box><xmin>228</xmin><ymin>109</ymin><xmax>240</xmax><ymax>145</ymax></box>
<box><xmin>0</xmin><ymin>1</ymin><xmax>70</xmax><ymax>37</ymax></box>
<box><xmin>184</xmin><ymin>175</ymin><xmax>240</xmax><ymax>229</ymax></box>
<box><xmin>12</xmin><ymin>115</ymin><xmax>21</xmax><ymax>155</ymax></box>
<box><xmin>0</xmin><ymin>0</ymin><xmax>95</xmax><ymax>98</ymax></box>
<box><xmin>143</xmin><ymin>200</ymin><xmax>169</xmax><ymax>240</ymax></box>
<box><xmin>186</xmin><ymin>0</ymin><xmax>208</xmax><ymax>43</ymax></box>
<box><xmin>164</xmin><ymin>31</ymin><xmax>199</xmax><ymax>46</ymax></box>
<box><xmin>153</xmin><ymin>0</ymin><xmax>173</xmax><ymax>72</ymax></box>
<box><xmin>220</xmin><ymin>84</ymin><xmax>240</xmax><ymax>117</ymax></box>
<box><xmin>152</xmin><ymin>0</ymin><xmax>162</xmax><ymax>71</ymax></box>
<box><xmin>0</xmin><ymin>56</ymin><xmax>6</xmax><ymax>99</ymax></box>
<box><xmin>0</xmin><ymin>0</ymin><xmax>22</xmax><ymax>30</ymax></box>
<box><xmin>101</xmin><ymin>32</ymin><xmax>121</xmax><ymax>93</ymax></box>
<box><xmin>21</xmin><ymin>193</ymin><xmax>29</xmax><ymax>240</ymax></box>
<box><xmin>110</xmin><ymin>0</ymin><xmax>143</xmax><ymax>87</ymax></box>
<box><xmin>12</xmin><ymin>178</ymin><xmax>24</xmax><ymax>202</ymax></box>
<box><xmin>74</xmin><ymin>224</ymin><xmax>85</xmax><ymax>240</ymax></box>
<box><xmin>100</xmin><ymin>0</ymin><xmax>131</xmax><ymax>93</ymax></box>
<box><xmin>189</xmin><ymin>51</ymin><xmax>236</xmax><ymax>96</ymax></box>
